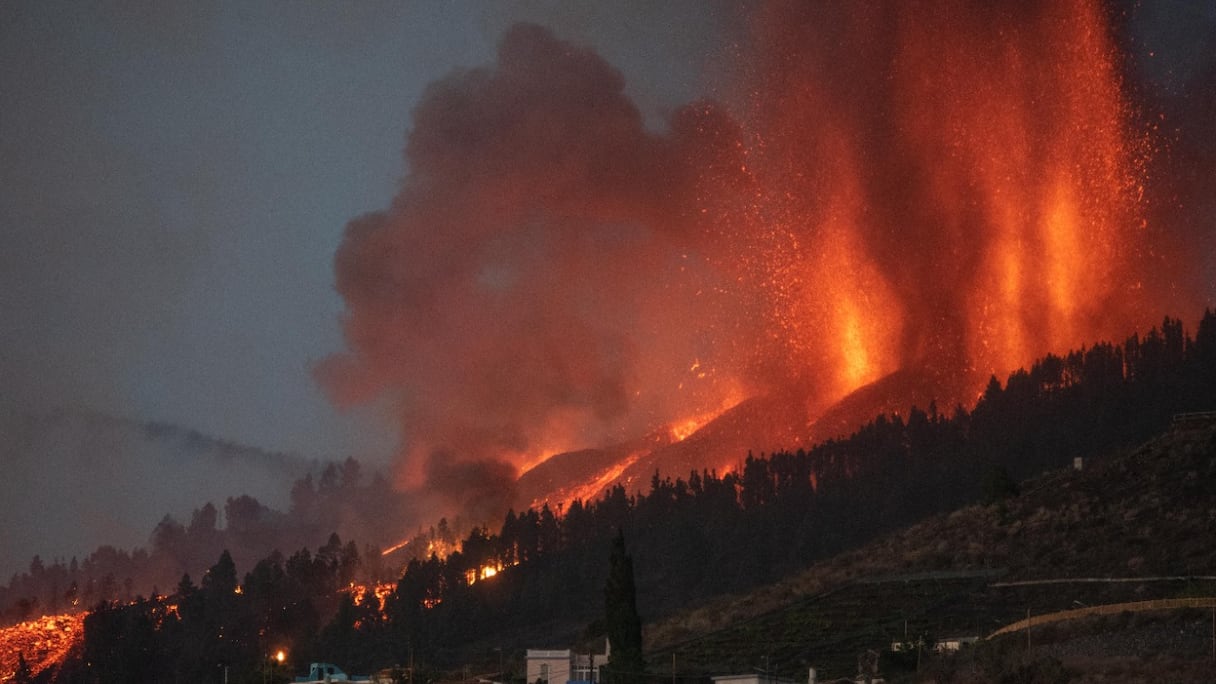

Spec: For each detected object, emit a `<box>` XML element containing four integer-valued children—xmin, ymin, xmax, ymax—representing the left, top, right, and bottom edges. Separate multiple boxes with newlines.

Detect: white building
<box><xmin>711</xmin><ymin>674</ymin><xmax>801</xmax><ymax>684</ymax></box>
<box><xmin>526</xmin><ymin>641</ymin><xmax>609</xmax><ymax>684</ymax></box>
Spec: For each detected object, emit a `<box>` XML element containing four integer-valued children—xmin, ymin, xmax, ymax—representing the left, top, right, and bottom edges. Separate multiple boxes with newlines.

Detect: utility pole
<box><xmin>671</xmin><ymin>652</ymin><xmax>676</xmax><ymax>684</ymax></box>
<box><xmin>1026</xmin><ymin>608</ymin><xmax>1032</xmax><ymax>651</ymax></box>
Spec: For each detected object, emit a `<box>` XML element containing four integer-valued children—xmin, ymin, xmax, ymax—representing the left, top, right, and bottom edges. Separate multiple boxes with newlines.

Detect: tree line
<box><xmin>15</xmin><ymin>309</ymin><xmax>1216</xmax><ymax>681</ymax></box>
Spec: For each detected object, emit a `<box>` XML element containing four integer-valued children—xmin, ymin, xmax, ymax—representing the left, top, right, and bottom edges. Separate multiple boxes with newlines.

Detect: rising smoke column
<box><xmin>318</xmin><ymin>24</ymin><xmax>748</xmax><ymax>498</ymax></box>
<box><xmin>323</xmin><ymin>2</ymin><xmax>1170</xmax><ymax>512</ymax></box>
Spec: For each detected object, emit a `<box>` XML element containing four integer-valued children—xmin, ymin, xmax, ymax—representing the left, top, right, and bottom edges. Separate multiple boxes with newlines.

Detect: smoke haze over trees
<box><xmin>9</xmin><ymin>308</ymin><xmax>1216</xmax><ymax>681</ymax></box>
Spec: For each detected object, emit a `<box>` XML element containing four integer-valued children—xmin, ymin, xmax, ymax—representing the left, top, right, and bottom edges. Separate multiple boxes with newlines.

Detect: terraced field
<box><xmin>647</xmin><ymin>575</ymin><xmax>1216</xmax><ymax>680</ymax></box>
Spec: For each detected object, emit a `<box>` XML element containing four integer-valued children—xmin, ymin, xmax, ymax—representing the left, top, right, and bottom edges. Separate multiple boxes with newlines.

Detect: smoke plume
<box><xmin>322</xmin><ymin>4</ymin><xmax>1201</xmax><ymax>515</ymax></box>
<box><xmin>317</xmin><ymin>23</ymin><xmax>747</xmax><ymax>500</ymax></box>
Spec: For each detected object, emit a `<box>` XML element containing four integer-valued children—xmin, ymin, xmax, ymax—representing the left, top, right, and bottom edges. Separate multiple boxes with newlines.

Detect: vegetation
<box><xmin>604</xmin><ymin>531</ymin><xmax>645</xmax><ymax>684</ymax></box>
<box><xmin>7</xmin><ymin>309</ymin><xmax>1216</xmax><ymax>681</ymax></box>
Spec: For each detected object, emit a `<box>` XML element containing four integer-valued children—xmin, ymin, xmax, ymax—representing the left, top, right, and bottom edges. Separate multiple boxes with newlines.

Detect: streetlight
<box><xmin>265</xmin><ymin>649</ymin><xmax>286</xmax><ymax>684</ymax></box>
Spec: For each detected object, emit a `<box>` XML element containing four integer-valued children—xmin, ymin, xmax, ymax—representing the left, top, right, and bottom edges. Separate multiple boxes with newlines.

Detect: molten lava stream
<box><xmin>0</xmin><ymin>612</ymin><xmax>85</xmax><ymax>680</ymax></box>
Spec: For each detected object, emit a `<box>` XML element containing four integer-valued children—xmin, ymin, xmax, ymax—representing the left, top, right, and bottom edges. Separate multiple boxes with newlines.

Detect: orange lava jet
<box><xmin>707</xmin><ymin>0</ymin><xmax>1153</xmax><ymax>407</ymax></box>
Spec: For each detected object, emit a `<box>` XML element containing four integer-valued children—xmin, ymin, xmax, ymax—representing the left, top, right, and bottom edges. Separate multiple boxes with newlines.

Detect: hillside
<box><xmin>516</xmin><ymin>368</ymin><xmax>961</xmax><ymax>512</ymax></box>
<box><xmin>644</xmin><ymin>417</ymin><xmax>1216</xmax><ymax>681</ymax></box>
<box><xmin>0</xmin><ymin>408</ymin><xmax>319</xmax><ymax>579</ymax></box>
<box><xmin>10</xmin><ymin>312</ymin><xmax>1215</xmax><ymax>682</ymax></box>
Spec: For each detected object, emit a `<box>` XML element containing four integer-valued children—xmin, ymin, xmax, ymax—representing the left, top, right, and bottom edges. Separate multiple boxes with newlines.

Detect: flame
<box><xmin>465</xmin><ymin>562</ymin><xmax>514</xmax><ymax>586</ymax></box>
<box><xmin>346</xmin><ymin>582</ymin><xmax>396</xmax><ymax>613</ymax></box>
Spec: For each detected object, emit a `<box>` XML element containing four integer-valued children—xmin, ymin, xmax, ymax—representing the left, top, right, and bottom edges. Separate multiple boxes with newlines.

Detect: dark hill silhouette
<box><xmin>0</xmin><ymin>407</ymin><xmax>319</xmax><ymax>580</ymax></box>
<box><xmin>644</xmin><ymin>417</ymin><xmax>1216</xmax><ymax>680</ymax></box>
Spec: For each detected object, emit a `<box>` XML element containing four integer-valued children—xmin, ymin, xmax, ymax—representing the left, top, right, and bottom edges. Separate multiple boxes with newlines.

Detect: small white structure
<box><xmin>932</xmin><ymin>636</ymin><xmax>979</xmax><ymax>652</ymax></box>
<box><xmin>527</xmin><ymin>650</ymin><xmax>573</xmax><ymax>684</ymax></box>
<box><xmin>526</xmin><ymin>641</ymin><xmax>609</xmax><ymax>684</ymax></box>
<box><xmin>712</xmin><ymin>674</ymin><xmax>800</xmax><ymax>684</ymax></box>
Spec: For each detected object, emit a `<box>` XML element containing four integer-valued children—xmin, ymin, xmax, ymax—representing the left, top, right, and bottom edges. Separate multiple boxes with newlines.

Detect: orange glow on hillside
<box><xmin>346</xmin><ymin>582</ymin><xmax>396</xmax><ymax>614</ymax></box>
<box><xmin>464</xmin><ymin>561</ymin><xmax>516</xmax><ymax>586</ymax></box>
<box><xmin>537</xmin><ymin>448</ymin><xmax>645</xmax><ymax>511</ymax></box>
<box><xmin>668</xmin><ymin>392</ymin><xmax>744</xmax><ymax>443</ymax></box>
<box><xmin>0</xmin><ymin>613</ymin><xmax>85</xmax><ymax>681</ymax></box>
<box><xmin>381</xmin><ymin>538</ymin><xmax>411</xmax><ymax>556</ymax></box>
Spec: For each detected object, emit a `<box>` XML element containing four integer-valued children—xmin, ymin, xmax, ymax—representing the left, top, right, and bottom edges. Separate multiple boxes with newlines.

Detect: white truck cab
<box><xmin>295</xmin><ymin>662</ymin><xmax>370</xmax><ymax>683</ymax></box>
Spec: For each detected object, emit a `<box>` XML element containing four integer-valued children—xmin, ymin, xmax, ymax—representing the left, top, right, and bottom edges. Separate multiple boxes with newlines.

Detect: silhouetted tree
<box><xmin>604</xmin><ymin>530</ymin><xmax>644</xmax><ymax>684</ymax></box>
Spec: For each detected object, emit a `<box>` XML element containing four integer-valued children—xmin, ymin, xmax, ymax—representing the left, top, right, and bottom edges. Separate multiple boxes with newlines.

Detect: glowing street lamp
<box><xmin>265</xmin><ymin>649</ymin><xmax>287</xmax><ymax>684</ymax></box>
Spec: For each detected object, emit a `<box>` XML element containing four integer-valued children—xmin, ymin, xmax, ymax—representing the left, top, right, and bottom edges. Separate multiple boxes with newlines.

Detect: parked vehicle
<box><xmin>295</xmin><ymin>662</ymin><xmax>372</xmax><ymax>683</ymax></box>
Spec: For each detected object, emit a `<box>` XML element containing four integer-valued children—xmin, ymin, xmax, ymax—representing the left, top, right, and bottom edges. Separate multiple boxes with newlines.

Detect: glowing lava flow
<box><xmin>536</xmin><ymin>449</ymin><xmax>646</xmax><ymax>511</ymax></box>
<box><xmin>0</xmin><ymin>612</ymin><xmax>85</xmax><ymax>681</ymax></box>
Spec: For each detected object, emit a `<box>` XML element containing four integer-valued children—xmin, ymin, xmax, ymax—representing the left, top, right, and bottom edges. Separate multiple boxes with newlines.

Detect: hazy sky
<box><xmin>0</xmin><ymin>1</ymin><xmax>734</xmax><ymax>464</ymax></box>
<box><xmin>1</xmin><ymin>2</ymin><xmax>1212</xmax><ymax>579</ymax></box>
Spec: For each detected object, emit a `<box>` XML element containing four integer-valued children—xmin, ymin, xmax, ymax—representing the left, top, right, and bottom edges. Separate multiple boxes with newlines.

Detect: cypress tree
<box><xmin>604</xmin><ymin>530</ymin><xmax>644</xmax><ymax>684</ymax></box>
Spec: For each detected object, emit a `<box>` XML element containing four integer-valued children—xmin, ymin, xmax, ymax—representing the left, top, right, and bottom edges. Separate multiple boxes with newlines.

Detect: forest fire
<box><xmin>465</xmin><ymin>562</ymin><xmax>516</xmax><ymax>586</ymax></box>
<box><xmin>346</xmin><ymin>582</ymin><xmax>395</xmax><ymax>613</ymax></box>
<box><xmin>0</xmin><ymin>613</ymin><xmax>85</xmax><ymax>681</ymax></box>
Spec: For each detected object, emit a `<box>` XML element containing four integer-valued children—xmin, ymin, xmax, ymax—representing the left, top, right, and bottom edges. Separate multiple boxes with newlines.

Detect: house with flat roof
<box><xmin>711</xmin><ymin>673</ymin><xmax>801</xmax><ymax>684</ymax></box>
<box><xmin>526</xmin><ymin>641</ymin><xmax>609</xmax><ymax>684</ymax></box>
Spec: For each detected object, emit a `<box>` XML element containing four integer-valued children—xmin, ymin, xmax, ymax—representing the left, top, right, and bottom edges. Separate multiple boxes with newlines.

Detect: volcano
<box><xmin>321</xmin><ymin>1</ymin><xmax>1209</xmax><ymax>533</ymax></box>
<box><xmin>516</xmin><ymin>365</ymin><xmax>960</xmax><ymax>509</ymax></box>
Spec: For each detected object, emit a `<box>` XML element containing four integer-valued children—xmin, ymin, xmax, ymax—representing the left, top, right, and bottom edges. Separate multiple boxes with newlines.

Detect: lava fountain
<box><xmin>321</xmin><ymin>1</ymin><xmax>1165</xmax><ymax>517</ymax></box>
<box><xmin>706</xmin><ymin>0</ymin><xmax>1152</xmax><ymax>408</ymax></box>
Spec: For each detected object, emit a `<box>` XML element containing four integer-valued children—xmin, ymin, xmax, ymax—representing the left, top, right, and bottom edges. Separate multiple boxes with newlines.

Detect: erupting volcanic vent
<box><xmin>730</xmin><ymin>0</ymin><xmax>1153</xmax><ymax>401</ymax></box>
<box><xmin>321</xmin><ymin>1</ymin><xmax>1185</xmax><ymax>517</ymax></box>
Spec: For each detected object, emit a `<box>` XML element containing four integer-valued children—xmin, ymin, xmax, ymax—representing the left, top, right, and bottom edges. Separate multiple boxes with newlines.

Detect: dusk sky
<box><xmin>1</xmin><ymin>2</ymin><xmax>732</xmax><ymax>462</ymax></box>
<box><xmin>2</xmin><ymin>2</ymin><xmax>1214</xmax><ymax>578</ymax></box>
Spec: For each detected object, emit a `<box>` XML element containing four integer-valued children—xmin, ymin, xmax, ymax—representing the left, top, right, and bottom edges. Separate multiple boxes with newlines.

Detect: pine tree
<box><xmin>603</xmin><ymin>530</ymin><xmax>644</xmax><ymax>684</ymax></box>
